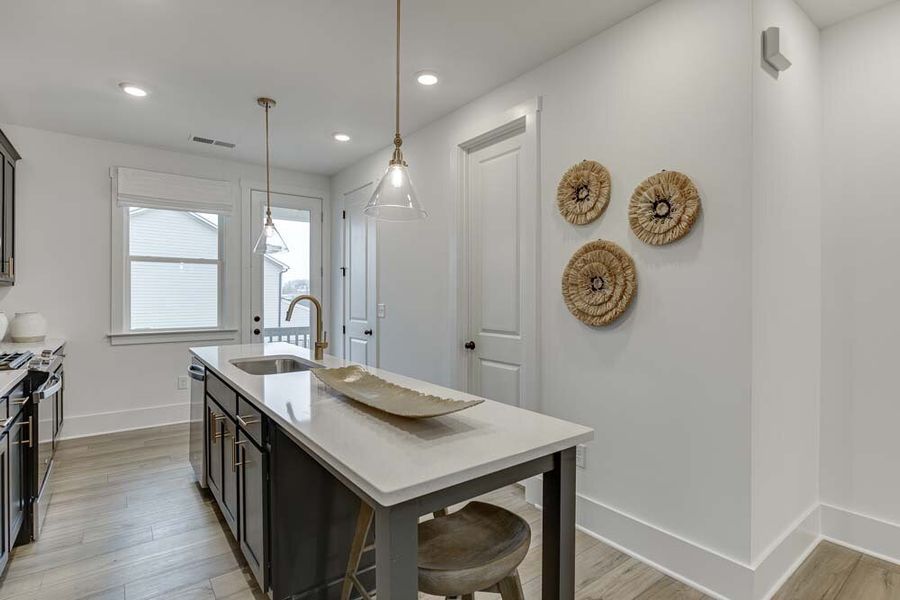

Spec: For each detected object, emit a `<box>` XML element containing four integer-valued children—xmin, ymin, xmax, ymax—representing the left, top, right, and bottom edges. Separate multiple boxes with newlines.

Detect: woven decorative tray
<box><xmin>312</xmin><ymin>365</ymin><xmax>483</xmax><ymax>418</ymax></box>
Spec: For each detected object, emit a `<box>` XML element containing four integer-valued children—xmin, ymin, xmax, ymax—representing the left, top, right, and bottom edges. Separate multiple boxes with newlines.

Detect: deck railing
<box><xmin>263</xmin><ymin>326</ymin><xmax>311</xmax><ymax>349</ymax></box>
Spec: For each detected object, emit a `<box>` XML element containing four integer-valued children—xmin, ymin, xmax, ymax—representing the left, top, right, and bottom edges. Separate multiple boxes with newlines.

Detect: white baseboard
<box><xmin>821</xmin><ymin>503</ymin><xmax>900</xmax><ymax>566</ymax></box>
<box><xmin>59</xmin><ymin>403</ymin><xmax>189</xmax><ymax>440</ymax></box>
<box><xmin>522</xmin><ymin>475</ymin><xmax>820</xmax><ymax>600</ymax></box>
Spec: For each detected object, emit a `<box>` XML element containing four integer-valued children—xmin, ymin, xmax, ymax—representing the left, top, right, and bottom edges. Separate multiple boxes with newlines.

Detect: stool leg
<box><xmin>341</xmin><ymin>501</ymin><xmax>374</xmax><ymax>600</ymax></box>
<box><xmin>497</xmin><ymin>572</ymin><xmax>525</xmax><ymax>600</ymax></box>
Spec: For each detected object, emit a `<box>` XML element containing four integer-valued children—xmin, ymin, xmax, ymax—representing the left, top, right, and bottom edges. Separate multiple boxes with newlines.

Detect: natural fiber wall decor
<box><xmin>629</xmin><ymin>170</ymin><xmax>701</xmax><ymax>245</ymax></box>
<box><xmin>557</xmin><ymin>160</ymin><xmax>611</xmax><ymax>225</ymax></box>
<box><xmin>562</xmin><ymin>240</ymin><xmax>636</xmax><ymax>326</ymax></box>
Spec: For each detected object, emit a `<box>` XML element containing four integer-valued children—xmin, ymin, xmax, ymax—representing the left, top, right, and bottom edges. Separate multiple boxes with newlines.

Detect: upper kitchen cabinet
<box><xmin>0</xmin><ymin>128</ymin><xmax>19</xmax><ymax>286</ymax></box>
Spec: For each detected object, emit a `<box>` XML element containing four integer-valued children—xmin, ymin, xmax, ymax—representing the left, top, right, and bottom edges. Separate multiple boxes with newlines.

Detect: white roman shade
<box><xmin>114</xmin><ymin>167</ymin><xmax>234</xmax><ymax>216</ymax></box>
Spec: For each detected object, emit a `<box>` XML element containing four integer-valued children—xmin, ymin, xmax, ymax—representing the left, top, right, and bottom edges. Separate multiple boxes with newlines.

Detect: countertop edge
<box><xmin>0</xmin><ymin>370</ymin><xmax>28</xmax><ymax>397</ymax></box>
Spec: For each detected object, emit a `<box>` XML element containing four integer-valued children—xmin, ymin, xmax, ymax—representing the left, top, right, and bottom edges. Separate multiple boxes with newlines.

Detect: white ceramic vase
<box><xmin>10</xmin><ymin>312</ymin><xmax>47</xmax><ymax>343</ymax></box>
<box><xmin>0</xmin><ymin>312</ymin><xmax>8</xmax><ymax>342</ymax></box>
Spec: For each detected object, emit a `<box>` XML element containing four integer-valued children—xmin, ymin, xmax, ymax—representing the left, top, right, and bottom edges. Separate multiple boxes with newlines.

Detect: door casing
<box><xmin>453</xmin><ymin>99</ymin><xmax>541</xmax><ymax>412</ymax></box>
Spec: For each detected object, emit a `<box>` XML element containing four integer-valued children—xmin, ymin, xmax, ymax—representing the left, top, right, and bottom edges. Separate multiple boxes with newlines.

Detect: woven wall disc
<box><xmin>557</xmin><ymin>160</ymin><xmax>611</xmax><ymax>225</ymax></box>
<box><xmin>562</xmin><ymin>240</ymin><xmax>637</xmax><ymax>326</ymax></box>
<box><xmin>629</xmin><ymin>170</ymin><xmax>701</xmax><ymax>245</ymax></box>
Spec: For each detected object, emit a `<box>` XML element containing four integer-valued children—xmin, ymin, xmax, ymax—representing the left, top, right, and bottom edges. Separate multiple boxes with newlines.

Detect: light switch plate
<box><xmin>576</xmin><ymin>444</ymin><xmax>587</xmax><ymax>469</ymax></box>
<box><xmin>177</xmin><ymin>376</ymin><xmax>189</xmax><ymax>390</ymax></box>
<box><xmin>377</xmin><ymin>304</ymin><xmax>386</xmax><ymax>318</ymax></box>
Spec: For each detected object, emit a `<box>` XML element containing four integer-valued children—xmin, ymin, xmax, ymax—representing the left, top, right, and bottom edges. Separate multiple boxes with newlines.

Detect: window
<box><xmin>127</xmin><ymin>208</ymin><xmax>221</xmax><ymax>330</ymax></box>
<box><xmin>110</xmin><ymin>167</ymin><xmax>235</xmax><ymax>344</ymax></box>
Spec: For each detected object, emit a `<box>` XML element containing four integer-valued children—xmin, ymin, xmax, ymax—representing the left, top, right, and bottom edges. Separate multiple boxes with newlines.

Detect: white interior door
<box><xmin>248</xmin><ymin>191</ymin><xmax>322</xmax><ymax>348</ymax></box>
<box><xmin>464</xmin><ymin>130</ymin><xmax>534</xmax><ymax>407</ymax></box>
<box><xmin>342</xmin><ymin>184</ymin><xmax>377</xmax><ymax>366</ymax></box>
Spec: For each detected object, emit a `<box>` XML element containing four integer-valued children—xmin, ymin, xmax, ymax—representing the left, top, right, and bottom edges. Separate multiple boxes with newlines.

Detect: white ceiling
<box><xmin>0</xmin><ymin>0</ymin><xmax>660</xmax><ymax>175</ymax></box>
<box><xmin>796</xmin><ymin>0</ymin><xmax>898</xmax><ymax>28</ymax></box>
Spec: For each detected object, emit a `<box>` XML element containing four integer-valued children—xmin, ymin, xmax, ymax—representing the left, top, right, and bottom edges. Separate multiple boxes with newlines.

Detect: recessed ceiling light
<box><xmin>333</xmin><ymin>132</ymin><xmax>351</xmax><ymax>142</ymax></box>
<box><xmin>118</xmin><ymin>82</ymin><xmax>148</xmax><ymax>97</ymax></box>
<box><xmin>416</xmin><ymin>71</ymin><xmax>439</xmax><ymax>86</ymax></box>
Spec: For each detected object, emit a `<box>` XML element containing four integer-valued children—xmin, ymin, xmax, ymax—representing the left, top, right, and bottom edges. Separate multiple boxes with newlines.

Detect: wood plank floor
<box><xmin>0</xmin><ymin>424</ymin><xmax>894</xmax><ymax>600</ymax></box>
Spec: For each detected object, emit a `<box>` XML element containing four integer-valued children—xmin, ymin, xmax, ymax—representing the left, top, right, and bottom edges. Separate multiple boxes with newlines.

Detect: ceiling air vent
<box><xmin>190</xmin><ymin>135</ymin><xmax>236</xmax><ymax>149</ymax></box>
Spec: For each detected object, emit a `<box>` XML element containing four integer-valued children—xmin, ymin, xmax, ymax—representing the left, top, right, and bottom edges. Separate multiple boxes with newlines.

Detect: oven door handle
<box><xmin>35</xmin><ymin>374</ymin><xmax>62</xmax><ymax>400</ymax></box>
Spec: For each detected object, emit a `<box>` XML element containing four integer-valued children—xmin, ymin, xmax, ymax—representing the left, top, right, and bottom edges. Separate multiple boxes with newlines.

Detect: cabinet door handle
<box><xmin>232</xmin><ymin>438</ymin><xmax>247</xmax><ymax>471</ymax></box>
<box><xmin>16</xmin><ymin>417</ymin><xmax>32</xmax><ymax>448</ymax></box>
<box><xmin>210</xmin><ymin>412</ymin><xmax>226</xmax><ymax>443</ymax></box>
<box><xmin>236</xmin><ymin>414</ymin><xmax>259</xmax><ymax>428</ymax></box>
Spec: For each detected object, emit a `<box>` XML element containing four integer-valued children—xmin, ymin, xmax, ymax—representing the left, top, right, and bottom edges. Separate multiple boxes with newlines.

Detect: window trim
<box><xmin>110</xmin><ymin>168</ymin><xmax>236</xmax><ymax>344</ymax></box>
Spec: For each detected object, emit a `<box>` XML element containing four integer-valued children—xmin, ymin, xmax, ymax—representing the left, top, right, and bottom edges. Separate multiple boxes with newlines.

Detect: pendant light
<box><xmin>364</xmin><ymin>0</ymin><xmax>426</xmax><ymax>221</ymax></box>
<box><xmin>253</xmin><ymin>97</ymin><xmax>289</xmax><ymax>254</ymax></box>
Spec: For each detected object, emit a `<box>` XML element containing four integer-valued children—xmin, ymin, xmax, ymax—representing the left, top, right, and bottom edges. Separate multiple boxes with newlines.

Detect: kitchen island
<box><xmin>190</xmin><ymin>342</ymin><xmax>593</xmax><ymax>600</ymax></box>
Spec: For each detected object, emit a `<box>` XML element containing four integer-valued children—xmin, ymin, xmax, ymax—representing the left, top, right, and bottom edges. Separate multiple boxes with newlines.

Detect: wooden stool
<box><xmin>342</xmin><ymin>501</ymin><xmax>530</xmax><ymax>600</ymax></box>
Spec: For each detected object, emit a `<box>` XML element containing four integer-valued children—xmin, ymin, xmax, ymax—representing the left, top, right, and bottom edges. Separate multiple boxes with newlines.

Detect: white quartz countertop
<box><xmin>0</xmin><ymin>337</ymin><xmax>66</xmax><ymax>356</ymax></box>
<box><xmin>190</xmin><ymin>342</ymin><xmax>593</xmax><ymax>507</ymax></box>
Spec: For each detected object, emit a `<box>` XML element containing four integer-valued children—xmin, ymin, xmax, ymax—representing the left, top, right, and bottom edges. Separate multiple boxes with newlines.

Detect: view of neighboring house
<box><xmin>129</xmin><ymin>208</ymin><xmax>309</xmax><ymax>332</ymax></box>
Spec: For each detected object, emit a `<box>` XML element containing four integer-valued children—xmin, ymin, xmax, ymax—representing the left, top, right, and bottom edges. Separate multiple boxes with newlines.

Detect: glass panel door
<box><xmin>249</xmin><ymin>191</ymin><xmax>322</xmax><ymax>348</ymax></box>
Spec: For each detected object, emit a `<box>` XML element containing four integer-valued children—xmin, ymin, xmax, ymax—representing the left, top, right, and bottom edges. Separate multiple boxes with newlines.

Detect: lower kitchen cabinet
<box><xmin>201</xmin><ymin>370</ymin><xmax>366</xmax><ymax>598</ymax></box>
<box><xmin>206</xmin><ymin>400</ymin><xmax>225</xmax><ymax>503</ymax></box>
<box><xmin>220</xmin><ymin>417</ymin><xmax>239</xmax><ymax>537</ymax></box>
<box><xmin>0</xmin><ymin>433</ymin><xmax>9</xmax><ymax>573</ymax></box>
<box><xmin>237</xmin><ymin>431</ymin><xmax>267</xmax><ymax>589</ymax></box>
<box><xmin>9</xmin><ymin>411</ymin><xmax>26</xmax><ymax>545</ymax></box>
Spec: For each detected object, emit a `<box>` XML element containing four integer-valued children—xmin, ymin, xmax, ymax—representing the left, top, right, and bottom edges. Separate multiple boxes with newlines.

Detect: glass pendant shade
<box><xmin>365</xmin><ymin>163</ymin><xmax>426</xmax><ymax>221</ymax></box>
<box><xmin>253</xmin><ymin>215</ymin><xmax>288</xmax><ymax>254</ymax></box>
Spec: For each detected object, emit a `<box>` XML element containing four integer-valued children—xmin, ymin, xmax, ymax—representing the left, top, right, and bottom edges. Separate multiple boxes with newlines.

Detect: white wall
<box><xmin>750</xmin><ymin>0</ymin><xmax>822</xmax><ymax>563</ymax></box>
<box><xmin>820</xmin><ymin>0</ymin><xmax>900</xmax><ymax>549</ymax></box>
<box><xmin>0</xmin><ymin>123</ymin><xmax>329</xmax><ymax>438</ymax></box>
<box><xmin>333</xmin><ymin>0</ymin><xmax>757</xmax><ymax>567</ymax></box>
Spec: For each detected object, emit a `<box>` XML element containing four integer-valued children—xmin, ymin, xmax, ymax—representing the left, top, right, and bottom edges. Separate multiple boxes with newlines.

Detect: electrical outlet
<box><xmin>177</xmin><ymin>376</ymin><xmax>189</xmax><ymax>390</ymax></box>
<box><xmin>377</xmin><ymin>304</ymin><xmax>386</xmax><ymax>318</ymax></box>
<box><xmin>576</xmin><ymin>444</ymin><xmax>587</xmax><ymax>469</ymax></box>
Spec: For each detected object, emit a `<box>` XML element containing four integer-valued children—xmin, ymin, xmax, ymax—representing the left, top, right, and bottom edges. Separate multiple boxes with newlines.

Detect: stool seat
<box><xmin>418</xmin><ymin>501</ymin><xmax>531</xmax><ymax>596</ymax></box>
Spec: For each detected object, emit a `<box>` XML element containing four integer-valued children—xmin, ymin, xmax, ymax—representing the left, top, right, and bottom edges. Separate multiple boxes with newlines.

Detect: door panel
<box><xmin>342</xmin><ymin>184</ymin><xmax>377</xmax><ymax>366</ymax></box>
<box><xmin>238</xmin><ymin>432</ymin><xmax>267</xmax><ymax>589</ymax></box>
<box><xmin>206</xmin><ymin>401</ymin><xmax>224</xmax><ymax>503</ymax></box>
<box><xmin>0</xmin><ymin>435</ymin><xmax>8</xmax><ymax>570</ymax></box>
<box><xmin>248</xmin><ymin>191</ymin><xmax>323</xmax><ymax>347</ymax></box>
<box><xmin>221</xmin><ymin>418</ymin><xmax>239</xmax><ymax>536</ymax></box>
<box><xmin>9</xmin><ymin>412</ymin><xmax>25</xmax><ymax>544</ymax></box>
<box><xmin>466</xmin><ymin>132</ymin><xmax>529</xmax><ymax>407</ymax></box>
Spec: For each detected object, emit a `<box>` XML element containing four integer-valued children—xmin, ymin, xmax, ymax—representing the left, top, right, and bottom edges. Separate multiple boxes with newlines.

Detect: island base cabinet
<box><xmin>206</xmin><ymin>401</ymin><xmax>224</xmax><ymax>504</ymax></box>
<box><xmin>221</xmin><ymin>418</ymin><xmax>239</xmax><ymax>537</ymax></box>
<box><xmin>270</xmin><ymin>427</ymin><xmax>376</xmax><ymax>600</ymax></box>
<box><xmin>0</xmin><ymin>434</ymin><xmax>9</xmax><ymax>573</ymax></box>
<box><xmin>237</xmin><ymin>432</ymin><xmax>267</xmax><ymax>590</ymax></box>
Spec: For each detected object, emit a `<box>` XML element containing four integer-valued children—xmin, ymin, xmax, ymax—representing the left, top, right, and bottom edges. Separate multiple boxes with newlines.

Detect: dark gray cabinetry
<box><xmin>9</xmin><ymin>411</ymin><xmax>27</xmax><ymax>546</ymax></box>
<box><xmin>237</xmin><ymin>430</ymin><xmax>267</xmax><ymax>589</ymax></box>
<box><xmin>199</xmin><ymin>369</ymin><xmax>366</xmax><ymax>598</ymax></box>
<box><xmin>0</xmin><ymin>128</ymin><xmax>19</xmax><ymax>286</ymax></box>
<box><xmin>0</xmin><ymin>433</ymin><xmax>9</xmax><ymax>573</ymax></box>
<box><xmin>206</xmin><ymin>400</ymin><xmax>225</xmax><ymax>503</ymax></box>
<box><xmin>220</xmin><ymin>417</ymin><xmax>239</xmax><ymax>537</ymax></box>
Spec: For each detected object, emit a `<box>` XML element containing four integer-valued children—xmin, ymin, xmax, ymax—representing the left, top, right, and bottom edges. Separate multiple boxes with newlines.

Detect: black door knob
<box><xmin>254</xmin><ymin>315</ymin><xmax>261</xmax><ymax>322</ymax></box>
<box><xmin>253</xmin><ymin>328</ymin><xmax>261</xmax><ymax>335</ymax></box>
<box><xmin>464</xmin><ymin>341</ymin><xmax>476</xmax><ymax>350</ymax></box>
<box><xmin>364</xmin><ymin>329</ymin><xmax>373</xmax><ymax>336</ymax></box>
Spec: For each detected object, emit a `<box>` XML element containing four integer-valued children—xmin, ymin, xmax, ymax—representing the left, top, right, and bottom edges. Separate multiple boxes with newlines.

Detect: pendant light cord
<box><xmin>394</xmin><ymin>0</ymin><xmax>402</xmax><ymax>149</ymax></box>
<box><xmin>264</xmin><ymin>101</ymin><xmax>272</xmax><ymax>220</ymax></box>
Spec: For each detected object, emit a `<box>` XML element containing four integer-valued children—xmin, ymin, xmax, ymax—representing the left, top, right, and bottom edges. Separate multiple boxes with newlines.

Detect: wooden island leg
<box><xmin>375</xmin><ymin>501</ymin><xmax>420</xmax><ymax>599</ymax></box>
<box><xmin>542</xmin><ymin>447</ymin><xmax>577</xmax><ymax>600</ymax></box>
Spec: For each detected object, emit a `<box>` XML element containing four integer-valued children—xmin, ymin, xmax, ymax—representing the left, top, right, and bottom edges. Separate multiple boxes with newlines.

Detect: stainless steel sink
<box><xmin>230</xmin><ymin>356</ymin><xmax>314</xmax><ymax>375</ymax></box>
